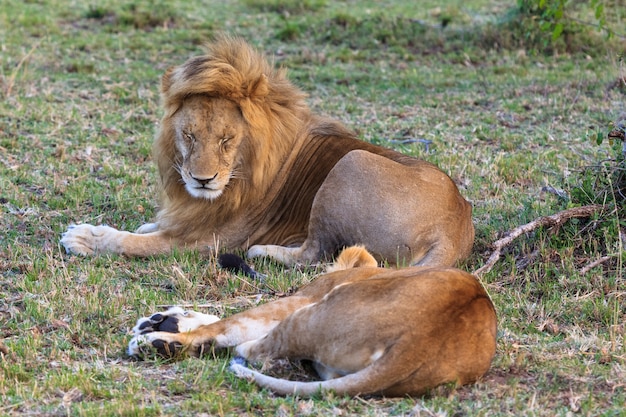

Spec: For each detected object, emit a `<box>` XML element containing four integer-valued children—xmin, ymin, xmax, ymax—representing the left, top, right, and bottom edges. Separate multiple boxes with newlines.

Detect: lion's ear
<box><xmin>161</xmin><ymin>67</ymin><xmax>175</xmax><ymax>93</ymax></box>
<box><xmin>248</xmin><ymin>74</ymin><xmax>269</xmax><ymax>99</ymax></box>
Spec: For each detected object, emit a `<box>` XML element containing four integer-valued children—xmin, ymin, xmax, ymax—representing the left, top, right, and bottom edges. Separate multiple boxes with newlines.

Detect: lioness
<box><xmin>61</xmin><ymin>36</ymin><xmax>474</xmax><ymax>267</ymax></box>
<box><xmin>129</xmin><ymin>246</ymin><xmax>497</xmax><ymax>397</ymax></box>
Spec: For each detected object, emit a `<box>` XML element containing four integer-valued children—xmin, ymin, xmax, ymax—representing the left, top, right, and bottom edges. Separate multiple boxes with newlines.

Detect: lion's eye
<box><xmin>184</xmin><ymin>132</ymin><xmax>196</xmax><ymax>143</ymax></box>
<box><xmin>220</xmin><ymin>136</ymin><xmax>233</xmax><ymax>147</ymax></box>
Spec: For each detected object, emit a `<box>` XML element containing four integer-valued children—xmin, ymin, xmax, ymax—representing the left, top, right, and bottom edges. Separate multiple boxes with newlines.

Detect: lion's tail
<box><xmin>229</xmin><ymin>356</ymin><xmax>406</xmax><ymax>397</ymax></box>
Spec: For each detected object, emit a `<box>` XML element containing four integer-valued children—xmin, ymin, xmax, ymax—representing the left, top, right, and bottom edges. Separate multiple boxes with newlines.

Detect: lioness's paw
<box><xmin>128</xmin><ymin>332</ymin><xmax>186</xmax><ymax>358</ymax></box>
<box><xmin>60</xmin><ymin>224</ymin><xmax>119</xmax><ymax>255</ymax></box>
<box><xmin>128</xmin><ymin>307</ymin><xmax>220</xmax><ymax>358</ymax></box>
<box><xmin>131</xmin><ymin>306</ymin><xmax>220</xmax><ymax>336</ymax></box>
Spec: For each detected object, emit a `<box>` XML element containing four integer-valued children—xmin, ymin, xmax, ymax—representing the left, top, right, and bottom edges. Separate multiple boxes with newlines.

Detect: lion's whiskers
<box><xmin>229</xmin><ymin>168</ymin><xmax>246</xmax><ymax>181</ymax></box>
<box><xmin>172</xmin><ymin>163</ymin><xmax>187</xmax><ymax>185</ymax></box>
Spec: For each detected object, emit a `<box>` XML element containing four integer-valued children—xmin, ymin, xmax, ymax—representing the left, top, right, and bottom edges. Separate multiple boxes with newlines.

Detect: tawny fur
<box><xmin>325</xmin><ymin>245</ymin><xmax>378</xmax><ymax>273</ymax></box>
<box><xmin>61</xmin><ymin>36</ymin><xmax>474</xmax><ymax>267</ymax></box>
<box><xmin>129</xmin><ymin>246</ymin><xmax>497</xmax><ymax>397</ymax></box>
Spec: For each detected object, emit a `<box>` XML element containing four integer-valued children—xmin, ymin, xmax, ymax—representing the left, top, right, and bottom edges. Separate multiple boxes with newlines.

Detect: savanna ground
<box><xmin>1</xmin><ymin>0</ymin><xmax>625</xmax><ymax>415</ymax></box>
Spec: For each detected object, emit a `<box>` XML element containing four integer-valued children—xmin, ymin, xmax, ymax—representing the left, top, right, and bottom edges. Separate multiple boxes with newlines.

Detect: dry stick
<box><xmin>474</xmin><ymin>204</ymin><xmax>605</xmax><ymax>277</ymax></box>
<box><xmin>579</xmin><ymin>255</ymin><xmax>613</xmax><ymax>275</ymax></box>
<box><xmin>0</xmin><ymin>339</ymin><xmax>8</xmax><ymax>355</ymax></box>
<box><xmin>156</xmin><ymin>295</ymin><xmax>262</xmax><ymax>310</ymax></box>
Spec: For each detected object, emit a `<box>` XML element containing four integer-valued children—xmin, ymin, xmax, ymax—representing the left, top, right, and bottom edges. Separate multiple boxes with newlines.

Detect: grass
<box><xmin>1</xmin><ymin>0</ymin><xmax>625</xmax><ymax>415</ymax></box>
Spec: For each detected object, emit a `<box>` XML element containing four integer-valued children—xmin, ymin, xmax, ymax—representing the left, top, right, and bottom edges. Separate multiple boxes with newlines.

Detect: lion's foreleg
<box><xmin>61</xmin><ymin>224</ymin><xmax>179</xmax><ymax>256</ymax></box>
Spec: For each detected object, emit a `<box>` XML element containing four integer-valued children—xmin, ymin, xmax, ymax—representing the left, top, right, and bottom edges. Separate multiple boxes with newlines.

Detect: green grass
<box><xmin>1</xmin><ymin>0</ymin><xmax>625</xmax><ymax>415</ymax></box>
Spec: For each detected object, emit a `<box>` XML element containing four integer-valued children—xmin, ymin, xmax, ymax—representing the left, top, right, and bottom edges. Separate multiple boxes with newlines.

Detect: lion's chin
<box><xmin>186</xmin><ymin>186</ymin><xmax>224</xmax><ymax>201</ymax></box>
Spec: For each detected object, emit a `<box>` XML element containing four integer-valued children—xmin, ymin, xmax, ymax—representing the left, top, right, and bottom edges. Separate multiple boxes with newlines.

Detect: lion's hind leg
<box><xmin>247</xmin><ymin>244</ymin><xmax>319</xmax><ymax>266</ymax></box>
<box><xmin>248</xmin><ymin>243</ymin><xmax>379</xmax><ymax>272</ymax></box>
<box><xmin>135</xmin><ymin>222</ymin><xmax>160</xmax><ymax>234</ymax></box>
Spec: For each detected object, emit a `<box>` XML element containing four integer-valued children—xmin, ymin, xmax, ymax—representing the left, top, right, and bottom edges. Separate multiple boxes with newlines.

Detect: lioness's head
<box><xmin>171</xmin><ymin>95</ymin><xmax>248</xmax><ymax>200</ymax></box>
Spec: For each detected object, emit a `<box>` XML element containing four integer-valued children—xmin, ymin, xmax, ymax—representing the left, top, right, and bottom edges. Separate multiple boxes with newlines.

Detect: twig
<box><xmin>566</xmin><ymin>16</ymin><xmax>626</xmax><ymax>40</ymax></box>
<box><xmin>156</xmin><ymin>295</ymin><xmax>263</xmax><ymax>310</ymax></box>
<box><xmin>474</xmin><ymin>204</ymin><xmax>605</xmax><ymax>276</ymax></box>
<box><xmin>579</xmin><ymin>255</ymin><xmax>613</xmax><ymax>275</ymax></box>
<box><xmin>4</xmin><ymin>41</ymin><xmax>40</xmax><ymax>98</ymax></box>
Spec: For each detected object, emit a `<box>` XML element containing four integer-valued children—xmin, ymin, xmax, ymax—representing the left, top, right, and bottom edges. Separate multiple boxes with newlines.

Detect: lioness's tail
<box><xmin>229</xmin><ymin>356</ymin><xmax>399</xmax><ymax>397</ymax></box>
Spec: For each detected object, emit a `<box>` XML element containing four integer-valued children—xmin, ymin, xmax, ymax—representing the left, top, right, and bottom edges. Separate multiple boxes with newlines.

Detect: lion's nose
<box><xmin>191</xmin><ymin>173</ymin><xmax>218</xmax><ymax>186</ymax></box>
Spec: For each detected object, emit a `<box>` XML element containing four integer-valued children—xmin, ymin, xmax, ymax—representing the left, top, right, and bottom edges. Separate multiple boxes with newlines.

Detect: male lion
<box><xmin>61</xmin><ymin>36</ymin><xmax>474</xmax><ymax>267</ymax></box>
<box><xmin>129</xmin><ymin>246</ymin><xmax>497</xmax><ymax>397</ymax></box>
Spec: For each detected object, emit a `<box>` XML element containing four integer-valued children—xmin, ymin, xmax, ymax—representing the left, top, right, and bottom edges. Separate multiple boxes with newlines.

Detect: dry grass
<box><xmin>1</xmin><ymin>0</ymin><xmax>625</xmax><ymax>415</ymax></box>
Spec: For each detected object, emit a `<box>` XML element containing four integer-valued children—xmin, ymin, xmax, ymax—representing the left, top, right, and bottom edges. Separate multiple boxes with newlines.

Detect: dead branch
<box><xmin>579</xmin><ymin>255</ymin><xmax>613</xmax><ymax>275</ymax></box>
<box><xmin>474</xmin><ymin>204</ymin><xmax>605</xmax><ymax>276</ymax></box>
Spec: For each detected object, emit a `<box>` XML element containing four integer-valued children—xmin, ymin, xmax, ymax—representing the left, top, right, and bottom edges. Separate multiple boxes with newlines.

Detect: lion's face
<box><xmin>172</xmin><ymin>95</ymin><xmax>248</xmax><ymax>200</ymax></box>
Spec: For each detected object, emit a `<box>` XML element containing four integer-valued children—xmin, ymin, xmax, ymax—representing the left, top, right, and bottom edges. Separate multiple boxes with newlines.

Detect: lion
<box><xmin>128</xmin><ymin>246</ymin><xmax>497</xmax><ymax>397</ymax></box>
<box><xmin>61</xmin><ymin>36</ymin><xmax>474</xmax><ymax>267</ymax></box>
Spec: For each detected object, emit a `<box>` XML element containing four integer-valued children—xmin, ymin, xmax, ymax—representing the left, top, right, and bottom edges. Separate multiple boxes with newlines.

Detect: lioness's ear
<box><xmin>326</xmin><ymin>245</ymin><xmax>378</xmax><ymax>273</ymax></box>
<box><xmin>161</xmin><ymin>67</ymin><xmax>175</xmax><ymax>93</ymax></box>
<box><xmin>248</xmin><ymin>74</ymin><xmax>269</xmax><ymax>99</ymax></box>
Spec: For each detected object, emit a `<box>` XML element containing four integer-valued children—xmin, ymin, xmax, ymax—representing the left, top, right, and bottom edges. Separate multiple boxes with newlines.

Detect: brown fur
<box><xmin>324</xmin><ymin>244</ymin><xmax>378</xmax><ymax>273</ymax></box>
<box><xmin>61</xmin><ymin>36</ymin><xmax>474</xmax><ymax>267</ymax></box>
<box><xmin>129</xmin><ymin>246</ymin><xmax>497</xmax><ymax>397</ymax></box>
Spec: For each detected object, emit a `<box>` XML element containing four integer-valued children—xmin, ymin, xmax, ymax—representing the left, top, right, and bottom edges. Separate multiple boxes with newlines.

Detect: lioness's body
<box><xmin>129</xmin><ymin>247</ymin><xmax>497</xmax><ymax>397</ymax></box>
<box><xmin>61</xmin><ymin>37</ymin><xmax>473</xmax><ymax>266</ymax></box>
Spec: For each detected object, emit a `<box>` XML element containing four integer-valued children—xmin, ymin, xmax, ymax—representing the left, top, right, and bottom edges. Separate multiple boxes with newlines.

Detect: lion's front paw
<box><xmin>61</xmin><ymin>224</ymin><xmax>121</xmax><ymax>255</ymax></box>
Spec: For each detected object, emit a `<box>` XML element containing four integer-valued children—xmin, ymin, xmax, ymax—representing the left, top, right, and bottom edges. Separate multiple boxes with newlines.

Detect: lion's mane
<box><xmin>153</xmin><ymin>37</ymin><xmax>312</xmax><ymax>236</ymax></box>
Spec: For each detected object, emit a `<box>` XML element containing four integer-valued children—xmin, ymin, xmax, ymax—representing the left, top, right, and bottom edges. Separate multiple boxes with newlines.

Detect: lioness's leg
<box><xmin>235</xmin><ymin>285</ymin><xmax>391</xmax><ymax>379</ymax></box>
<box><xmin>129</xmin><ymin>296</ymin><xmax>313</xmax><ymax>358</ymax></box>
<box><xmin>131</xmin><ymin>247</ymin><xmax>381</xmax><ymax>358</ymax></box>
<box><xmin>61</xmin><ymin>224</ymin><xmax>182</xmax><ymax>256</ymax></box>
